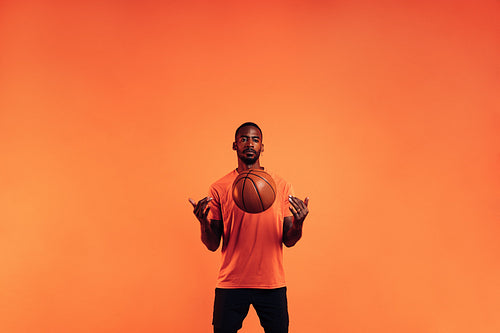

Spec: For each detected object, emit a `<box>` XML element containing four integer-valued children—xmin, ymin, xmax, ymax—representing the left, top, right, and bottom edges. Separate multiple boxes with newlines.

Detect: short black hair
<box><xmin>235</xmin><ymin>122</ymin><xmax>263</xmax><ymax>140</ymax></box>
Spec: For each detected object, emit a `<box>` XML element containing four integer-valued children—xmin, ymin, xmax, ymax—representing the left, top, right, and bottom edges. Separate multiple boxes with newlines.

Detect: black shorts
<box><xmin>212</xmin><ymin>287</ymin><xmax>289</xmax><ymax>333</ymax></box>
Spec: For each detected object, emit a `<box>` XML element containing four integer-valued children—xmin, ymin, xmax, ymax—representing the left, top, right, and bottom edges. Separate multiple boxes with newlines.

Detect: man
<box><xmin>189</xmin><ymin>122</ymin><xmax>309</xmax><ymax>333</ymax></box>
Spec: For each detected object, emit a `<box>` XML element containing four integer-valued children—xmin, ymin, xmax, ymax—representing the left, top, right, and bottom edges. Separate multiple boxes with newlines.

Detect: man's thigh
<box><xmin>213</xmin><ymin>288</ymin><xmax>251</xmax><ymax>333</ymax></box>
<box><xmin>252</xmin><ymin>287</ymin><xmax>289</xmax><ymax>333</ymax></box>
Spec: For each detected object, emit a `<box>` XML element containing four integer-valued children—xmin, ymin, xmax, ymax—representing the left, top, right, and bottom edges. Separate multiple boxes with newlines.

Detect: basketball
<box><xmin>232</xmin><ymin>169</ymin><xmax>277</xmax><ymax>214</ymax></box>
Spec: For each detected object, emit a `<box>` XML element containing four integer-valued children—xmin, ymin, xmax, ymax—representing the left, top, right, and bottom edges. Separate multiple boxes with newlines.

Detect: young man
<box><xmin>189</xmin><ymin>122</ymin><xmax>309</xmax><ymax>333</ymax></box>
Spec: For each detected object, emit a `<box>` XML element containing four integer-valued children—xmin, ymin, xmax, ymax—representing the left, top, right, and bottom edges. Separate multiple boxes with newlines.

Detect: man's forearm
<box><xmin>283</xmin><ymin>223</ymin><xmax>302</xmax><ymax>247</ymax></box>
<box><xmin>200</xmin><ymin>220</ymin><xmax>221</xmax><ymax>251</ymax></box>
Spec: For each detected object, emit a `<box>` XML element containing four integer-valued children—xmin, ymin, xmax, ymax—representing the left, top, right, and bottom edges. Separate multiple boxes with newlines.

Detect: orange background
<box><xmin>1</xmin><ymin>1</ymin><xmax>499</xmax><ymax>332</ymax></box>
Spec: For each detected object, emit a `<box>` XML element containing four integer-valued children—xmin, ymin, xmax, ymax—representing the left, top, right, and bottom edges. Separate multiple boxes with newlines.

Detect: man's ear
<box><xmin>232</xmin><ymin>142</ymin><xmax>237</xmax><ymax>150</ymax></box>
<box><xmin>261</xmin><ymin>144</ymin><xmax>264</xmax><ymax>153</ymax></box>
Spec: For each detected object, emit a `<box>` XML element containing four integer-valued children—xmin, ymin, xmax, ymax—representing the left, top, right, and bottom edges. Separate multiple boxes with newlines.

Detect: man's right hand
<box><xmin>188</xmin><ymin>197</ymin><xmax>222</xmax><ymax>252</ymax></box>
<box><xmin>188</xmin><ymin>197</ymin><xmax>212</xmax><ymax>225</ymax></box>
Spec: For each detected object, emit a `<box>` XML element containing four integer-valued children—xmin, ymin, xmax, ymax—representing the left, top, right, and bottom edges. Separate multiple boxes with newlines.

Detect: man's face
<box><xmin>233</xmin><ymin>126</ymin><xmax>263</xmax><ymax>165</ymax></box>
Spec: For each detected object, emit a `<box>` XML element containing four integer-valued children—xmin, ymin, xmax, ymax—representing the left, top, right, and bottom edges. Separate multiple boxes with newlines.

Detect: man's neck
<box><xmin>236</xmin><ymin>161</ymin><xmax>263</xmax><ymax>173</ymax></box>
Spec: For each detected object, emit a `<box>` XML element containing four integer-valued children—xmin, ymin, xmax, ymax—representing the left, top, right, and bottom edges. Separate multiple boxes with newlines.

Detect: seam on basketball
<box><xmin>247</xmin><ymin>177</ymin><xmax>265</xmax><ymax>212</ymax></box>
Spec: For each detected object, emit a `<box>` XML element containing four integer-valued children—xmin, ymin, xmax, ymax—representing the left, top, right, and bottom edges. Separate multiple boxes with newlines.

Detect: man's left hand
<box><xmin>288</xmin><ymin>195</ymin><xmax>309</xmax><ymax>225</ymax></box>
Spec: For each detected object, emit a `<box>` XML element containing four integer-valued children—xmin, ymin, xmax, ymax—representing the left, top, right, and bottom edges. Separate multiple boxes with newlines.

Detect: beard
<box><xmin>239</xmin><ymin>150</ymin><xmax>260</xmax><ymax>165</ymax></box>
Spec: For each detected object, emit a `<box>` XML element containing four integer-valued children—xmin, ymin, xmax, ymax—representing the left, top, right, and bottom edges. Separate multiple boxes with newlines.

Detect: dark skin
<box><xmin>189</xmin><ymin>125</ymin><xmax>309</xmax><ymax>251</ymax></box>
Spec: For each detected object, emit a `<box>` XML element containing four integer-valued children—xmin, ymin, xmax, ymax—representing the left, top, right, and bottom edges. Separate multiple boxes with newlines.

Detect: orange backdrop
<box><xmin>1</xmin><ymin>1</ymin><xmax>499</xmax><ymax>332</ymax></box>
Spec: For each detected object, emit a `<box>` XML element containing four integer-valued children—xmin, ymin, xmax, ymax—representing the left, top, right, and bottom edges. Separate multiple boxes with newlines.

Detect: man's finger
<box><xmin>200</xmin><ymin>197</ymin><xmax>212</xmax><ymax>209</ymax></box>
<box><xmin>203</xmin><ymin>206</ymin><xmax>211</xmax><ymax>219</ymax></box>
<box><xmin>188</xmin><ymin>198</ymin><xmax>196</xmax><ymax>207</ymax></box>
<box><xmin>304</xmin><ymin>197</ymin><xmax>309</xmax><ymax>207</ymax></box>
<box><xmin>190</xmin><ymin>197</ymin><xmax>212</xmax><ymax>207</ymax></box>
<box><xmin>289</xmin><ymin>195</ymin><xmax>305</xmax><ymax>210</ymax></box>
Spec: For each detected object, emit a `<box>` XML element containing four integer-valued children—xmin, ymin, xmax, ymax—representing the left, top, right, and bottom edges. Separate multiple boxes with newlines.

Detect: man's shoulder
<box><xmin>266</xmin><ymin>169</ymin><xmax>291</xmax><ymax>187</ymax></box>
<box><xmin>209</xmin><ymin>168</ymin><xmax>292</xmax><ymax>190</ymax></box>
<box><xmin>210</xmin><ymin>169</ymin><xmax>238</xmax><ymax>189</ymax></box>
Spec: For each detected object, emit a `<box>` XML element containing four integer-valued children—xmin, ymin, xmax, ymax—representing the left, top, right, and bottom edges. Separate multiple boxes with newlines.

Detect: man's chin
<box><xmin>240</xmin><ymin>156</ymin><xmax>258</xmax><ymax>165</ymax></box>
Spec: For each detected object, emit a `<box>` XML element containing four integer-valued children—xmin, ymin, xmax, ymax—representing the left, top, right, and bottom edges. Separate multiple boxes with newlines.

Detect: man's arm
<box><xmin>283</xmin><ymin>196</ymin><xmax>309</xmax><ymax>247</ymax></box>
<box><xmin>189</xmin><ymin>197</ymin><xmax>223</xmax><ymax>251</ymax></box>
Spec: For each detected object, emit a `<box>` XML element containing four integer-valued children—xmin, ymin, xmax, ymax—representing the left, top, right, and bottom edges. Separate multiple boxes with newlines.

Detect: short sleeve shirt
<box><xmin>208</xmin><ymin>169</ymin><xmax>294</xmax><ymax>289</ymax></box>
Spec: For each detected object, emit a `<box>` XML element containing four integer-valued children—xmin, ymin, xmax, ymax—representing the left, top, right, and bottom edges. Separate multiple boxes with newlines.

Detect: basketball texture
<box><xmin>232</xmin><ymin>169</ymin><xmax>277</xmax><ymax>214</ymax></box>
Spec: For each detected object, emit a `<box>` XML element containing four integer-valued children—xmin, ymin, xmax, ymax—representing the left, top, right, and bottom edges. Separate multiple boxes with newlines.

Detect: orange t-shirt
<box><xmin>208</xmin><ymin>169</ymin><xmax>294</xmax><ymax>289</ymax></box>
